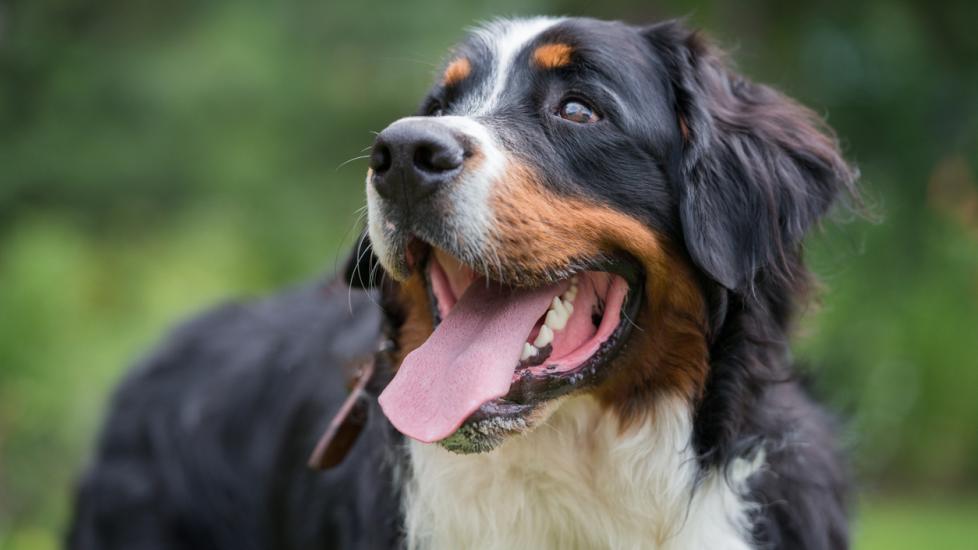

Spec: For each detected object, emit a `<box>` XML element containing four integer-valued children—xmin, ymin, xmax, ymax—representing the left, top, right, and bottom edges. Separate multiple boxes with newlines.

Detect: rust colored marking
<box><xmin>442</xmin><ymin>57</ymin><xmax>471</xmax><ymax>86</ymax></box>
<box><xmin>489</xmin><ymin>165</ymin><xmax>710</xmax><ymax>425</ymax></box>
<box><xmin>532</xmin><ymin>43</ymin><xmax>574</xmax><ymax>69</ymax></box>
<box><xmin>393</xmin><ymin>272</ymin><xmax>435</xmax><ymax>365</ymax></box>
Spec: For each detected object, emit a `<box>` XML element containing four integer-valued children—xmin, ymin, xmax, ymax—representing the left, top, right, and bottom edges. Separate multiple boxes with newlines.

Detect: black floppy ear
<box><xmin>646</xmin><ymin>21</ymin><xmax>857</xmax><ymax>291</ymax></box>
<box><xmin>343</xmin><ymin>230</ymin><xmax>382</xmax><ymax>289</ymax></box>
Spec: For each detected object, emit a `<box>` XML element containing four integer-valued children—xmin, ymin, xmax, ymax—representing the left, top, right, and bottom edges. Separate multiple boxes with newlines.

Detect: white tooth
<box><xmin>564</xmin><ymin>300</ymin><xmax>574</xmax><ymax>315</ymax></box>
<box><xmin>534</xmin><ymin>325</ymin><xmax>553</xmax><ymax>348</ymax></box>
<box><xmin>551</xmin><ymin>296</ymin><xmax>563</xmax><ymax>311</ymax></box>
<box><xmin>521</xmin><ymin>342</ymin><xmax>537</xmax><ymax>361</ymax></box>
<box><xmin>554</xmin><ymin>296</ymin><xmax>571</xmax><ymax>317</ymax></box>
<box><xmin>564</xmin><ymin>286</ymin><xmax>578</xmax><ymax>302</ymax></box>
<box><xmin>545</xmin><ymin>310</ymin><xmax>558</xmax><ymax>326</ymax></box>
<box><xmin>545</xmin><ymin>309</ymin><xmax>567</xmax><ymax>331</ymax></box>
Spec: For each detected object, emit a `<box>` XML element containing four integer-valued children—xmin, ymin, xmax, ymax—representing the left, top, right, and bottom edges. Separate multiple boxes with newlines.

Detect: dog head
<box><xmin>346</xmin><ymin>17</ymin><xmax>855</xmax><ymax>453</ymax></box>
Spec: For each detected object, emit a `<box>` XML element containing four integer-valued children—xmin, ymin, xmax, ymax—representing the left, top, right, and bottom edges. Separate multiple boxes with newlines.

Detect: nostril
<box><xmin>413</xmin><ymin>145</ymin><xmax>436</xmax><ymax>173</ymax></box>
<box><xmin>371</xmin><ymin>121</ymin><xmax>466</xmax><ymax>204</ymax></box>
<box><xmin>369</xmin><ymin>143</ymin><xmax>392</xmax><ymax>174</ymax></box>
<box><xmin>413</xmin><ymin>141</ymin><xmax>464</xmax><ymax>174</ymax></box>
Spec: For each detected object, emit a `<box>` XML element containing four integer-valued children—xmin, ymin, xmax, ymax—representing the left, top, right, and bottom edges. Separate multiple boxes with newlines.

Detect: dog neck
<box><xmin>402</xmin><ymin>394</ymin><xmax>763</xmax><ymax>550</ymax></box>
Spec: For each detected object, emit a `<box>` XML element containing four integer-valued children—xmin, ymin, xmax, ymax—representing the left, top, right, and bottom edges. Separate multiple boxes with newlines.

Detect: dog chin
<box><xmin>437</xmin><ymin>397</ymin><xmax>567</xmax><ymax>454</ymax></box>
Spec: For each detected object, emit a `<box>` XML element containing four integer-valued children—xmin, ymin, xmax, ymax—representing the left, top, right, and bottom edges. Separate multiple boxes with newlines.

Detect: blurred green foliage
<box><xmin>0</xmin><ymin>0</ymin><xmax>976</xmax><ymax>548</ymax></box>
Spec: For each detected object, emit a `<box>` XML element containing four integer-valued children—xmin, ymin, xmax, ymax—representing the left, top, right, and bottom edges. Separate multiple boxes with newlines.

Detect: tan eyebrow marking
<box><xmin>532</xmin><ymin>43</ymin><xmax>574</xmax><ymax>69</ymax></box>
<box><xmin>442</xmin><ymin>57</ymin><xmax>472</xmax><ymax>86</ymax></box>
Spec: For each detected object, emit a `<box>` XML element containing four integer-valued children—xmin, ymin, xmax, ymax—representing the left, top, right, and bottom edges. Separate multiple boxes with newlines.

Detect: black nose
<box><xmin>369</xmin><ymin>120</ymin><xmax>465</xmax><ymax>204</ymax></box>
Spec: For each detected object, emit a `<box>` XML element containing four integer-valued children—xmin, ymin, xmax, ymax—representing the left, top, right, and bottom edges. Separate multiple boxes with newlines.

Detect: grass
<box><xmin>857</xmin><ymin>496</ymin><xmax>978</xmax><ymax>549</ymax></box>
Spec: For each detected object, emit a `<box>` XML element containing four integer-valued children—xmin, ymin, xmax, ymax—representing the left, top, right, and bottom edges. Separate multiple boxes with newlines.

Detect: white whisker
<box><xmin>336</xmin><ymin>154</ymin><xmax>371</xmax><ymax>171</ymax></box>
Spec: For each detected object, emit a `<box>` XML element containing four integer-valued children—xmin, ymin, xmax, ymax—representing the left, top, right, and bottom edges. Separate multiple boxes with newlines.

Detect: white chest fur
<box><xmin>403</xmin><ymin>396</ymin><xmax>763</xmax><ymax>550</ymax></box>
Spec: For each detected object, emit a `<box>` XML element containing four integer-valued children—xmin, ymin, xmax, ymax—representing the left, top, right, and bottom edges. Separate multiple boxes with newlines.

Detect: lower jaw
<box><xmin>438</xmin><ymin>401</ymin><xmax>537</xmax><ymax>454</ymax></box>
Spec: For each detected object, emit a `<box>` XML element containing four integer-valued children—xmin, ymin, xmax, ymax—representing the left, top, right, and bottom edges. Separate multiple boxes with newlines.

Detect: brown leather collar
<box><xmin>307</xmin><ymin>339</ymin><xmax>395</xmax><ymax>470</ymax></box>
<box><xmin>307</xmin><ymin>358</ymin><xmax>375</xmax><ymax>469</ymax></box>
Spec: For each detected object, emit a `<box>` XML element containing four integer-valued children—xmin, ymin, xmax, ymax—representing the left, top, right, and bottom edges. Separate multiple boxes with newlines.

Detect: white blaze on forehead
<box><xmin>460</xmin><ymin>17</ymin><xmax>564</xmax><ymax>116</ymax></box>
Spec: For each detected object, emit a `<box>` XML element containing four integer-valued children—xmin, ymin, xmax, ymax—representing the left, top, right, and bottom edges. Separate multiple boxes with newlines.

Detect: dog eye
<box><xmin>557</xmin><ymin>99</ymin><xmax>599</xmax><ymax>123</ymax></box>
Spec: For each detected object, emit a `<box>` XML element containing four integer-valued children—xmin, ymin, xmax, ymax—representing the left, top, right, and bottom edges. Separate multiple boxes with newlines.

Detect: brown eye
<box><xmin>558</xmin><ymin>99</ymin><xmax>599</xmax><ymax>123</ymax></box>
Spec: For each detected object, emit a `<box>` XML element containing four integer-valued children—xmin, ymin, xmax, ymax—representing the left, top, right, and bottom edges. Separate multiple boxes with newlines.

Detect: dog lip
<box><xmin>407</xmin><ymin>233</ymin><xmax>641</xmax><ymax>290</ymax></box>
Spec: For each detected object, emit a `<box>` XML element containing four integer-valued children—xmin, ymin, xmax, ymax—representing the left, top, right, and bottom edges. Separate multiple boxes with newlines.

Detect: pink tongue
<box><xmin>378</xmin><ymin>279</ymin><xmax>560</xmax><ymax>443</ymax></box>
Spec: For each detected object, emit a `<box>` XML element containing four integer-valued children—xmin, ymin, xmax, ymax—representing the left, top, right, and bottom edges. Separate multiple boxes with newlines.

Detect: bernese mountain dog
<box><xmin>69</xmin><ymin>16</ymin><xmax>858</xmax><ymax>550</ymax></box>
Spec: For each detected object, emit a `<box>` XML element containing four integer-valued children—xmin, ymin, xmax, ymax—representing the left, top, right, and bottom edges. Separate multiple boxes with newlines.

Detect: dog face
<box><xmin>353</xmin><ymin>17</ymin><xmax>854</xmax><ymax>452</ymax></box>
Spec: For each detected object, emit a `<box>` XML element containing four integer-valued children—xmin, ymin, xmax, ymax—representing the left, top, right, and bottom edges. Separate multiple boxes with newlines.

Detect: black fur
<box><xmin>69</xmin><ymin>17</ymin><xmax>856</xmax><ymax>550</ymax></box>
<box><xmin>640</xmin><ymin>20</ymin><xmax>856</xmax><ymax>549</ymax></box>
<box><xmin>67</xmin><ymin>281</ymin><xmax>402</xmax><ymax>549</ymax></box>
<box><xmin>646</xmin><ymin>22</ymin><xmax>855</xmax><ymax>291</ymax></box>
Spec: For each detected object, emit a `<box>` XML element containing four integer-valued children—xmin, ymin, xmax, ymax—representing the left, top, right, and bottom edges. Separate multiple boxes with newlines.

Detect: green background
<box><xmin>1</xmin><ymin>0</ymin><xmax>976</xmax><ymax>548</ymax></box>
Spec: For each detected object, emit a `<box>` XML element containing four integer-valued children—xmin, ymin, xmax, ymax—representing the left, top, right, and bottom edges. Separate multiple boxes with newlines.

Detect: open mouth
<box><xmin>378</xmin><ymin>241</ymin><xmax>643</xmax><ymax>452</ymax></box>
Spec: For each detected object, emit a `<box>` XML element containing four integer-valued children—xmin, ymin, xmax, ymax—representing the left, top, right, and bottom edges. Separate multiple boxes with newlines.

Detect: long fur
<box><xmin>405</xmin><ymin>395</ymin><xmax>763</xmax><ymax>550</ymax></box>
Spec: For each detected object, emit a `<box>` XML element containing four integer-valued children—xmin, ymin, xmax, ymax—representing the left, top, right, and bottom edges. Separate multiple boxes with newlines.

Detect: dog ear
<box><xmin>342</xmin><ymin>230</ymin><xmax>382</xmax><ymax>289</ymax></box>
<box><xmin>645</xmin><ymin>21</ymin><xmax>857</xmax><ymax>291</ymax></box>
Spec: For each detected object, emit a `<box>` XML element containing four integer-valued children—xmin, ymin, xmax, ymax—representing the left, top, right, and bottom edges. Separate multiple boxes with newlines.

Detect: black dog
<box><xmin>70</xmin><ymin>17</ymin><xmax>857</xmax><ymax>549</ymax></box>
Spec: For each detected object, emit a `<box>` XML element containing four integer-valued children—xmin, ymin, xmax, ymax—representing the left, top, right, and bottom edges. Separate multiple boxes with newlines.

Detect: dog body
<box><xmin>71</xmin><ymin>16</ymin><xmax>855</xmax><ymax>550</ymax></box>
